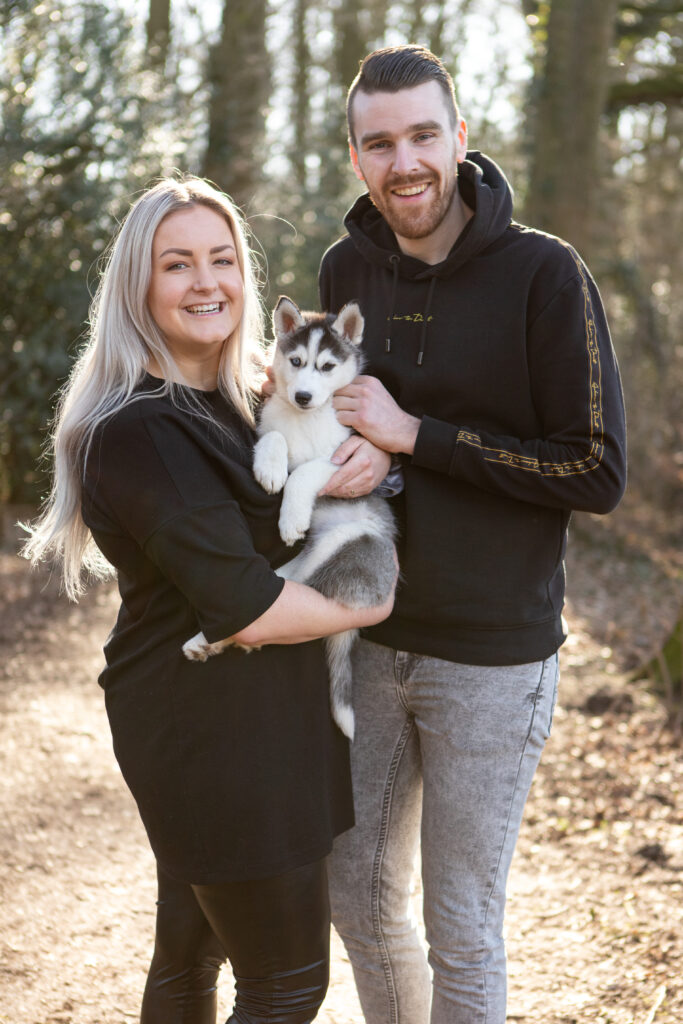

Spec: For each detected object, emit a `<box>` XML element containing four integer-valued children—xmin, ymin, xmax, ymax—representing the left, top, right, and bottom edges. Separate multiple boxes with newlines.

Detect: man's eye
<box><xmin>320</xmin><ymin>362</ymin><xmax>336</xmax><ymax>373</ymax></box>
<box><xmin>290</xmin><ymin>357</ymin><xmax>302</xmax><ymax>367</ymax></box>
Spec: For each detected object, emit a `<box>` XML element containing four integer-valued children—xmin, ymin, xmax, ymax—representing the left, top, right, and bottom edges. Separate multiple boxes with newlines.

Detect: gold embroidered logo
<box><xmin>385</xmin><ymin>313</ymin><xmax>434</xmax><ymax>324</ymax></box>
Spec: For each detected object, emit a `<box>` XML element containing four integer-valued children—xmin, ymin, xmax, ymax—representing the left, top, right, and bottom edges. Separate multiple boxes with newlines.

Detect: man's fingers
<box><xmin>332</xmin><ymin>393</ymin><xmax>357</xmax><ymax>412</ymax></box>
<box><xmin>319</xmin><ymin>466</ymin><xmax>356</xmax><ymax>496</ymax></box>
<box><xmin>320</xmin><ymin>454</ymin><xmax>373</xmax><ymax>496</ymax></box>
<box><xmin>331</xmin><ymin>434</ymin><xmax>364</xmax><ymax>465</ymax></box>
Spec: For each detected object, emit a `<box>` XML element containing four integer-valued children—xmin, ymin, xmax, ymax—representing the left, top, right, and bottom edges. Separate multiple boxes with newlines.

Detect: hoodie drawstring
<box><xmin>385</xmin><ymin>254</ymin><xmax>400</xmax><ymax>353</ymax></box>
<box><xmin>417</xmin><ymin>275</ymin><xmax>437</xmax><ymax>366</ymax></box>
<box><xmin>385</xmin><ymin>256</ymin><xmax>438</xmax><ymax>366</ymax></box>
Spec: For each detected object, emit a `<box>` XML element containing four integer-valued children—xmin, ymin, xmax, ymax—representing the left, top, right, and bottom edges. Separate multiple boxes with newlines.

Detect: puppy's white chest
<box><xmin>289</xmin><ymin>411</ymin><xmax>348</xmax><ymax>467</ymax></box>
<box><xmin>261</xmin><ymin>401</ymin><xmax>348</xmax><ymax>469</ymax></box>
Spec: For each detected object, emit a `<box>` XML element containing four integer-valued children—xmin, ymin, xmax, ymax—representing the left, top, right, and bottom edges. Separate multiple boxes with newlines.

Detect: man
<box><xmin>319</xmin><ymin>45</ymin><xmax>627</xmax><ymax>1024</ymax></box>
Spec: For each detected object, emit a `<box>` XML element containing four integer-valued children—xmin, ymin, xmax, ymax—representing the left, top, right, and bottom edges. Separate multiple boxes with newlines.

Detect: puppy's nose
<box><xmin>295</xmin><ymin>391</ymin><xmax>312</xmax><ymax>407</ymax></box>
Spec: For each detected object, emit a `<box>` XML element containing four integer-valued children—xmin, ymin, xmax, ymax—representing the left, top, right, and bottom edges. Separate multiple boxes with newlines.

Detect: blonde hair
<box><xmin>22</xmin><ymin>175</ymin><xmax>267</xmax><ymax>599</ymax></box>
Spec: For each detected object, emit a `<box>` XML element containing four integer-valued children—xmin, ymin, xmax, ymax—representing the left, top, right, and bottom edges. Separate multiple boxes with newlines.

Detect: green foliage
<box><xmin>0</xmin><ymin>0</ymin><xmax>201</xmax><ymax>502</ymax></box>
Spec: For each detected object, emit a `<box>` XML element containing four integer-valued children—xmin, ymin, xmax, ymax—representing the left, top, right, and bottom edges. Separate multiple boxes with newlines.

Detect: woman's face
<box><xmin>147</xmin><ymin>204</ymin><xmax>245</xmax><ymax>384</ymax></box>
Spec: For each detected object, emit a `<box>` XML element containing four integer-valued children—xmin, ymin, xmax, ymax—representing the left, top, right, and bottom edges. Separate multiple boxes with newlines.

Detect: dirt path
<box><xmin>1</xmin><ymin>506</ymin><xmax>681</xmax><ymax>1024</ymax></box>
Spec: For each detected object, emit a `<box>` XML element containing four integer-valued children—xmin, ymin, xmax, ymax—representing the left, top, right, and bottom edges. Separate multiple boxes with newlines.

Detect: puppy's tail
<box><xmin>324</xmin><ymin>629</ymin><xmax>358</xmax><ymax>740</ymax></box>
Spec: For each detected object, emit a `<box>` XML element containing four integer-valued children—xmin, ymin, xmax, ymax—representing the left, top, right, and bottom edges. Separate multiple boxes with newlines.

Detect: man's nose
<box><xmin>392</xmin><ymin>140</ymin><xmax>418</xmax><ymax>175</ymax></box>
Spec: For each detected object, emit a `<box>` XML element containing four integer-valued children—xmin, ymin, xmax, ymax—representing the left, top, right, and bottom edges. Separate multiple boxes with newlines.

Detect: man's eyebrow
<box><xmin>157</xmin><ymin>244</ymin><xmax>236</xmax><ymax>258</ymax></box>
<box><xmin>360</xmin><ymin>120</ymin><xmax>444</xmax><ymax>145</ymax></box>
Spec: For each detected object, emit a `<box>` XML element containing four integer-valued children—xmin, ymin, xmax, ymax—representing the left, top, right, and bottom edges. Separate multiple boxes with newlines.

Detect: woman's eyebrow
<box><xmin>158</xmin><ymin>244</ymin><xmax>236</xmax><ymax>258</ymax></box>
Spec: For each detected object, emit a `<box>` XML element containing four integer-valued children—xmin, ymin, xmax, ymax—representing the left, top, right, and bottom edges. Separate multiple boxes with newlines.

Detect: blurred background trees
<box><xmin>1</xmin><ymin>0</ymin><xmax>681</xmax><ymax>523</ymax></box>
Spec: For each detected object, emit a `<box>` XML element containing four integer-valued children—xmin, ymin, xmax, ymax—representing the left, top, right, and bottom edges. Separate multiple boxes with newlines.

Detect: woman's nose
<box><xmin>192</xmin><ymin>265</ymin><xmax>216</xmax><ymax>291</ymax></box>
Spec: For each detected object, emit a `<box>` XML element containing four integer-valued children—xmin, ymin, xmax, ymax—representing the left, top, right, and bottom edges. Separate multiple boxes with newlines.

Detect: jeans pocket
<box><xmin>540</xmin><ymin>654</ymin><xmax>560</xmax><ymax>739</ymax></box>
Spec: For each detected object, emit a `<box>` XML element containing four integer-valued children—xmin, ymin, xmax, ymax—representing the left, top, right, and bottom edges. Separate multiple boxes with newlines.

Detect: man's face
<box><xmin>349</xmin><ymin>80</ymin><xmax>467</xmax><ymax>244</ymax></box>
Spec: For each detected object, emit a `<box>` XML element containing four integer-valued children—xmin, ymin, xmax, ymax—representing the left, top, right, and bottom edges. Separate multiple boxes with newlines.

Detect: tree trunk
<box><xmin>146</xmin><ymin>0</ymin><xmax>170</xmax><ymax>69</ymax></box>
<box><xmin>291</xmin><ymin>0</ymin><xmax>310</xmax><ymax>190</ymax></box>
<box><xmin>524</xmin><ymin>0</ymin><xmax>619</xmax><ymax>260</ymax></box>
<box><xmin>203</xmin><ymin>0</ymin><xmax>270</xmax><ymax>212</ymax></box>
<box><xmin>316</xmin><ymin>0</ymin><xmax>367</xmax><ymax>201</ymax></box>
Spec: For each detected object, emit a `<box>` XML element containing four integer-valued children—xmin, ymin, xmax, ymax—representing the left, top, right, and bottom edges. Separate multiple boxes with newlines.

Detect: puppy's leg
<box><xmin>253</xmin><ymin>431</ymin><xmax>289</xmax><ymax>494</ymax></box>
<box><xmin>278</xmin><ymin>459</ymin><xmax>338</xmax><ymax>545</ymax></box>
<box><xmin>182</xmin><ymin>632</ymin><xmax>261</xmax><ymax>661</ymax></box>
<box><xmin>182</xmin><ymin>631</ymin><xmax>232</xmax><ymax>662</ymax></box>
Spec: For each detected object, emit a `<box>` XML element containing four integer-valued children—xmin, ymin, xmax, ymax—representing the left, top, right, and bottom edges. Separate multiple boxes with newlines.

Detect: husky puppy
<box><xmin>183</xmin><ymin>297</ymin><xmax>396</xmax><ymax>740</ymax></box>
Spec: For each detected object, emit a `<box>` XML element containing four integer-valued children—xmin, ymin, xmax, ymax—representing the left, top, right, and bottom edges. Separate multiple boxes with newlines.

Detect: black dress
<box><xmin>81</xmin><ymin>375</ymin><xmax>353</xmax><ymax>884</ymax></box>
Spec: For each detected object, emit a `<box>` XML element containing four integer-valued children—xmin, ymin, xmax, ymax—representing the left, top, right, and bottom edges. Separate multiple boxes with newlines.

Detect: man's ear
<box><xmin>349</xmin><ymin>143</ymin><xmax>365</xmax><ymax>183</ymax></box>
<box><xmin>456</xmin><ymin>118</ymin><xmax>468</xmax><ymax>164</ymax></box>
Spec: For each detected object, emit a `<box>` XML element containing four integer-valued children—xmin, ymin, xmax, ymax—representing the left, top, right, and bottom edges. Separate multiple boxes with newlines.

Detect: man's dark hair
<box><xmin>347</xmin><ymin>45</ymin><xmax>460</xmax><ymax>147</ymax></box>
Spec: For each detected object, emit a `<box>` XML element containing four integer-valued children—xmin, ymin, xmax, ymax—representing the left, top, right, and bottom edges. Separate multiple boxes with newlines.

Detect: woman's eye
<box><xmin>290</xmin><ymin>357</ymin><xmax>302</xmax><ymax>367</ymax></box>
<box><xmin>321</xmin><ymin>362</ymin><xmax>335</xmax><ymax>373</ymax></box>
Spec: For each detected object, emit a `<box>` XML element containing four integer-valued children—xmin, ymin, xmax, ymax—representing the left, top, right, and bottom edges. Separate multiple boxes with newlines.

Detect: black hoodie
<box><xmin>319</xmin><ymin>152</ymin><xmax>627</xmax><ymax>666</ymax></box>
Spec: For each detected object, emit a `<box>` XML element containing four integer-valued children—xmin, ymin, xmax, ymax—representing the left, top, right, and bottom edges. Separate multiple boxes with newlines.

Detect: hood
<box><xmin>343</xmin><ymin>151</ymin><xmax>514</xmax><ymax>281</ymax></box>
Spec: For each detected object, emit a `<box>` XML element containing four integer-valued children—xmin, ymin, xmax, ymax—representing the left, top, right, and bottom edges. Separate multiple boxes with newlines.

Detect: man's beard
<box><xmin>369</xmin><ymin>172</ymin><xmax>459</xmax><ymax>240</ymax></box>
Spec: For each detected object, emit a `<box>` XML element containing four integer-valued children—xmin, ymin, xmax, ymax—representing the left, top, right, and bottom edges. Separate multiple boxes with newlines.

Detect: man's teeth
<box><xmin>394</xmin><ymin>184</ymin><xmax>428</xmax><ymax>196</ymax></box>
<box><xmin>186</xmin><ymin>303</ymin><xmax>221</xmax><ymax>314</ymax></box>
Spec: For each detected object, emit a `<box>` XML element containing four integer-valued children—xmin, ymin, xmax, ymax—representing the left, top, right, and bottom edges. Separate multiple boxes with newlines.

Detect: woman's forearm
<box><xmin>232</xmin><ymin>578</ymin><xmax>395</xmax><ymax>647</ymax></box>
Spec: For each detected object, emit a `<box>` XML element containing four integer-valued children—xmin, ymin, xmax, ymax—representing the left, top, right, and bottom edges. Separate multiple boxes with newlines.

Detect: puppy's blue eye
<box><xmin>321</xmin><ymin>362</ymin><xmax>335</xmax><ymax>373</ymax></box>
<box><xmin>290</xmin><ymin>357</ymin><xmax>302</xmax><ymax>367</ymax></box>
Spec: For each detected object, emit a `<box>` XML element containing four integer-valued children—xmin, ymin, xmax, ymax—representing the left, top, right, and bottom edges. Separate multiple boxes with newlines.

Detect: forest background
<box><xmin>0</xmin><ymin>2</ymin><xmax>682</xmax><ymax>1022</ymax></box>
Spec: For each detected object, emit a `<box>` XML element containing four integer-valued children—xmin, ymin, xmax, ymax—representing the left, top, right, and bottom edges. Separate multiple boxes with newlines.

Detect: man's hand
<box><xmin>320</xmin><ymin>436</ymin><xmax>391</xmax><ymax>498</ymax></box>
<box><xmin>333</xmin><ymin>375</ymin><xmax>421</xmax><ymax>454</ymax></box>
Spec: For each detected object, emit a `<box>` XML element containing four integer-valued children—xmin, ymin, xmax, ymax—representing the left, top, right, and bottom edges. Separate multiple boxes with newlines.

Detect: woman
<box><xmin>23</xmin><ymin>176</ymin><xmax>395</xmax><ymax>1023</ymax></box>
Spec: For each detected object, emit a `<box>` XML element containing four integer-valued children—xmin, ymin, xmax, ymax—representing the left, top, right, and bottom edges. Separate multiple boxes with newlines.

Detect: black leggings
<box><xmin>140</xmin><ymin>858</ymin><xmax>330</xmax><ymax>1024</ymax></box>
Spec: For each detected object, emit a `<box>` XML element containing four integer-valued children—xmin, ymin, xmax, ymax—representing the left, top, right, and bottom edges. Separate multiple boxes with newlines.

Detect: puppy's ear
<box><xmin>332</xmin><ymin>301</ymin><xmax>364</xmax><ymax>347</ymax></box>
<box><xmin>273</xmin><ymin>296</ymin><xmax>305</xmax><ymax>339</ymax></box>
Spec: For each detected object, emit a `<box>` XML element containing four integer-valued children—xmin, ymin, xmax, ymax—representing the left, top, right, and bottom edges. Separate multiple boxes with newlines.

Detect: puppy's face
<box><xmin>272</xmin><ymin>299</ymin><xmax>364</xmax><ymax>411</ymax></box>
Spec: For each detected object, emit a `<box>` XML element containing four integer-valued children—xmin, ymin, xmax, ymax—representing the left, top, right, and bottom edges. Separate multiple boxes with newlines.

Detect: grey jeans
<box><xmin>328</xmin><ymin>639</ymin><xmax>559</xmax><ymax>1024</ymax></box>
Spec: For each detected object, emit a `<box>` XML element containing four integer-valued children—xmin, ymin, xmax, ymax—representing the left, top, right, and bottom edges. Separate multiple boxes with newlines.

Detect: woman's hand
<box><xmin>319</xmin><ymin>436</ymin><xmax>391</xmax><ymax>498</ymax></box>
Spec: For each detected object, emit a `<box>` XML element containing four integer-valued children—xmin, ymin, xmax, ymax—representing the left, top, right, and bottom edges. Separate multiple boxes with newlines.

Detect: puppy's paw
<box><xmin>279</xmin><ymin>500</ymin><xmax>312</xmax><ymax>546</ymax></box>
<box><xmin>254</xmin><ymin>455</ymin><xmax>289</xmax><ymax>494</ymax></box>
<box><xmin>182</xmin><ymin>632</ymin><xmax>228</xmax><ymax>662</ymax></box>
<box><xmin>253</xmin><ymin>435</ymin><xmax>289</xmax><ymax>494</ymax></box>
<box><xmin>231</xmin><ymin>640</ymin><xmax>262</xmax><ymax>654</ymax></box>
